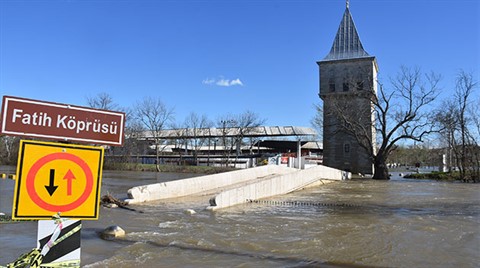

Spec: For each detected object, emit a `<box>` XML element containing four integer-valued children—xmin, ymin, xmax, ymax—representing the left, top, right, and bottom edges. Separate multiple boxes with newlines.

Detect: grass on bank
<box><xmin>404</xmin><ymin>171</ymin><xmax>479</xmax><ymax>183</ymax></box>
<box><xmin>104</xmin><ymin>162</ymin><xmax>238</xmax><ymax>174</ymax></box>
<box><xmin>0</xmin><ymin>214</ymin><xmax>36</xmax><ymax>224</ymax></box>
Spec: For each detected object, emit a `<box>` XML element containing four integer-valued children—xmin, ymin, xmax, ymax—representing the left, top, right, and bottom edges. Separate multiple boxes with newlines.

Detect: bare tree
<box><xmin>183</xmin><ymin>112</ymin><xmax>212</xmax><ymax>165</ymax></box>
<box><xmin>311</xmin><ymin>103</ymin><xmax>323</xmax><ymax>141</ymax></box>
<box><xmin>86</xmin><ymin>92</ymin><xmax>119</xmax><ymax>110</ymax></box>
<box><xmin>436</xmin><ymin>70</ymin><xmax>479</xmax><ymax>181</ymax></box>
<box><xmin>233</xmin><ymin>111</ymin><xmax>266</xmax><ymax>166</ymax></box>
<box><xmin>169</xmin><ymin>121</ymin><xmax>188</xmax><ymax>163</ymax></box>
<box><xmin>134</xmin><ymin>97</ymin><xmax>174</xmax><ymax>171</ymax></box>
<box><xmin>470</xmin><ymin>98</ymin><xmax>480</xmax><ymax>180</ymax></box>
<box><xmin>86</xmin><ymin>92</ymin><xmax>124</xmax><ymax>158</ymax></box>
<box><xmin>215</xmin><ymin>111</ymin><xmax>265</xmax><ymax>167</ymax></box>
<box><xmin>435</xmin><ymin>99</ymin><xmax>458</xmax><ymax>170</ymax></box>
<box><xmin>122</xmin><ymin>109</ymin><xmax>146</xmax><ymax>165</ymax></box>
<box><xmin>327</xmin><ymin>66</ymin><xmax>441</xmax><ymax>179</ymax></box>
<box><xmin>0</xmin><ymin>136</ymin><xmax>20</xmax><ymax>165</ymax></box>
<box><xmin>454</xmin><ymin>70</ymin><xmax>479</xmax><ymax>181</ymax></box>
<box><xmin>217</xmin><ymin>116</ymin><xmax>237</xmax><ymax>167</ymax></box>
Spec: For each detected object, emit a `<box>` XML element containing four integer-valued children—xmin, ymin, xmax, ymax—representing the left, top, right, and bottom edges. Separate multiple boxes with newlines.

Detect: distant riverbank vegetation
<box><xmin>103</xmin><ymin>162</ymin><xmax>236</xmax><ymax>174</ymax></box>
<box><xmin>404</xmin><ymin>171</ymin><xmax>478</xmax><ymax>183</ymax></box>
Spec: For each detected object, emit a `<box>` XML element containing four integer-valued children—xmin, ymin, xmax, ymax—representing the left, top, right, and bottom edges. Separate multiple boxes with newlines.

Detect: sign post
<box><xmin>1</xmin><ymin>95</ymin><xmax>123</xmax><ymax>267</ymax></box>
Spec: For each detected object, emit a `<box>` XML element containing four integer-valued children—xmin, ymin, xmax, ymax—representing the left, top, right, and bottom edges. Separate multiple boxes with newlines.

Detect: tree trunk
<box><xmin>373</xmin><ymin>157</ymin><xmax>390</xmax><ymax>180</ymax></box>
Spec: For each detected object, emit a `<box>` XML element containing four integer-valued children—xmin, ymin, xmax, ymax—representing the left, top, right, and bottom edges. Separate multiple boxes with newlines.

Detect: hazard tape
<box><xmin>39</xmin><ymin>260</ymin><xmax>81</xmax><ymax>267</ymax></box>
<box><xmin>2</xmin><ymin>223</ymin><xmax>81</xmax><ymax>268</ymax></box>
<box><xmin>0</xmin><ymin>174</ymin><xmax>15</xmax><ymax>180</ymax></box>
<box><xmin>0</xmin><ymin>250</ymin><xmax>79</xmax><ymax>268</ymax></box>
<box><xmin>50</xmin><ymin>224</ymin><xmax>82</xmax><ymax>247</ymax></box>
<box><xmin>1</xmin><ymin>248</ymin><xmax>43</xmax><ymax>268</ymax></box>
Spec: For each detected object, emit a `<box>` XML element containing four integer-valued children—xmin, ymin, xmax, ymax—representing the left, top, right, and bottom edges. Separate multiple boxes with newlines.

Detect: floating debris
<box><xmin>100</xmin><ymin>194</ymin><xmax>143</xmax><ymax>213</ymax></box>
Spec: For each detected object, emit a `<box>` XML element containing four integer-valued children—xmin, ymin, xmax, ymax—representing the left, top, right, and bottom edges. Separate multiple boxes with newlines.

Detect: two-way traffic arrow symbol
<box><xmin>44</xmin><ymin>169</ymin><xmax>76</xmax><ymax>196</ymax></box>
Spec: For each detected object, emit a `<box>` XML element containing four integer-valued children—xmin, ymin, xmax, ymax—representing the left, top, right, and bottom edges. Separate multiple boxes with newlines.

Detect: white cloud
<box><xmin>202</xmin><ymin>78</ymin><xmax>216</xmax><ymax>85</ymax></box>
<box><xmin>216</xmin><ymin>79</ymin><xmax>231</xmax><ymax>87</ymax></box>
<box><xmin>229</xmin><ymin>78</ymin><xmax>243</xmax><ymax>86</ymax></box>
<box><xmin>202</xmin><ymin>77</ymin><xmax>244</xmax><ymax>87</ymax></box>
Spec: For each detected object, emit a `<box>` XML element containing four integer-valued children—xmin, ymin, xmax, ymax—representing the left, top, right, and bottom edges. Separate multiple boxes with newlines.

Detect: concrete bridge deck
<box><xmin>125</xmin><ymin>165</ymin><xmax>298</xmax><ymax>204</ymax></box>
<box><xmin>125</xmin><ymin>165</ymin><xmax>349</xmax><ymax>210</ymax></box>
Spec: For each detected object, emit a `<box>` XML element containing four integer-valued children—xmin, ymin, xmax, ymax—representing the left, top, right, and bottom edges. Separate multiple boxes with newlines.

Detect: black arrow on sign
<box><xmin>45</xmin><ymin>169</ymin><xmax>58</xmax><ymax>196</ymax></box>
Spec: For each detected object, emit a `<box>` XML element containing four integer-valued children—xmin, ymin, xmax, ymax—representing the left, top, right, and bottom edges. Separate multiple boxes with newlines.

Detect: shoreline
<box><xmin>403</xmin><ymin>171</ymin><xmax>479</xmax><ymax>183</ymax></box>
<box><xmin>103</xmin><ymin>162</ymin><xmax>237</xmax><ymax>174</ymax></box>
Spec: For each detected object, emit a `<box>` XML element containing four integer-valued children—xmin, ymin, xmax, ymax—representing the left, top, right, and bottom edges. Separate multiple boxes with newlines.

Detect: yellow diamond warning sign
<box><xmin>13</xmin><ymin>140</ymin><xmax>104</xmax><ymax>220</ymax></box>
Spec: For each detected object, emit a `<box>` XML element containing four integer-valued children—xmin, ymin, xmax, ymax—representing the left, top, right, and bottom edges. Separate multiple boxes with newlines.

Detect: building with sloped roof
<box><xmin>318</xmin><ymin>1</ymin><xmax>377</xmax><ymax>175</ymax></box>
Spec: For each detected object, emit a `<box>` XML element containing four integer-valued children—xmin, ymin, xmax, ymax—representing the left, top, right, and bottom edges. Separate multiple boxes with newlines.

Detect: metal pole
<box><xmin>297</xmin><ymin>139</ymin><xmax>301</xmax><ymax>169</ymax></box>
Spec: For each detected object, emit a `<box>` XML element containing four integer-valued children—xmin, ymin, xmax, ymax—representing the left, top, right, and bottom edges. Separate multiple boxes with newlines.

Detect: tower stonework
<box><xmin>318</xmin><ymin>4</ymin><xmax>378</xmax><ymax>175</ymax></box>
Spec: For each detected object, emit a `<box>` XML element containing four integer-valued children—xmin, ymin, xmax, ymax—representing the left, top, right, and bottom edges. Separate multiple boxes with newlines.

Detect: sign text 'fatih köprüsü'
<box><xmin>1</xmin><ymin>96</ymin><xmax>125</xmax><ymax>146</ymax></box>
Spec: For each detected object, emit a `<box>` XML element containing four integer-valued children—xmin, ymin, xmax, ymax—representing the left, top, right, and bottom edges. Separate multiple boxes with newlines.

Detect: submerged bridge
<box><xmin>125</xmin><ymin>165</ymin><xmax>349</xmax><ymax>210</ymax></box>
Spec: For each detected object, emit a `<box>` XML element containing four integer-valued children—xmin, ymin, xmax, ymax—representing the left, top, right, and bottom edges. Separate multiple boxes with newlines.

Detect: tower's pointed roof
<box><xmin>323</xmin><ymin>3</ymin><xmax>370</xmax><ymax>61</ymax></box>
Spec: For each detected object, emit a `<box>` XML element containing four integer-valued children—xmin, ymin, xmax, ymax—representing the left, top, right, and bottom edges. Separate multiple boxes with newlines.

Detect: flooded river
<box><xmin>1</xmin><ymin>167</ymin><xmax>479</xmax><ymax>267</ymax></box>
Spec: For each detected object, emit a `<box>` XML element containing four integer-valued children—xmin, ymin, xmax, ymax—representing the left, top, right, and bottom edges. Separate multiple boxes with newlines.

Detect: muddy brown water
<box><xmin>1</xmin><ymin>167</ymin><xmax>479</xmax><ymax>267</ymax></box>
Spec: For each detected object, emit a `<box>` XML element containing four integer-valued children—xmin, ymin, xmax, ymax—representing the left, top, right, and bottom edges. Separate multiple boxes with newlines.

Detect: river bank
<box><xmin>103</xmin><ymin>162</ymin><xmax>237</xmax><ymax>174</ymax></box>
<box><xmin>403</xmin><ymin>171</ymin><xmax>479</xmax><ymax>183</ymax></box>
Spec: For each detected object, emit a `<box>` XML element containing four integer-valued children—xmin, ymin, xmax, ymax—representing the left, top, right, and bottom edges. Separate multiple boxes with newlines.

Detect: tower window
<box><xmin>343</xmin><ymin>83</ymin><xmax>349</xmax><ymax>91</ymax></box>
<box><xmin>329</xmin><ymin>83</ymin><xmax>336</xmax><ymax>92</ymax></box>
<box><xmin>344</xmin><ymin>143</ymin><xmax>350</xmax><ymax>153</ymax></box>
<box><xmin>357</xmin><ymin>81</ymin><xmax>364</xmax><ymax>90</ymax></box>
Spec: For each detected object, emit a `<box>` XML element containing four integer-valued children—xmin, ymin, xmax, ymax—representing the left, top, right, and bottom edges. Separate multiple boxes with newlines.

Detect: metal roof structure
<box><xmin>322</xmin><ymin>2</ymin><xmax>370</xmax><ymax>61</ymax></box>
<box><xmin>138</xmin><ymin>126</ymin><xmax>317</xmax><ymax>140</ymax></box>
<box><xmin>253</xmin><ymin>140</ymin><xmax>323</xmax><ymax>152</ymax></box>
<box><xmin>158</xmin><ymin>141</ymin><xmax>323</xmax><ymax>153</ymax></box>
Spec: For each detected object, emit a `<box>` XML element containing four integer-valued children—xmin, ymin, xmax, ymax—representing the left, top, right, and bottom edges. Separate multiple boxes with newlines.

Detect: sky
<box><xmin>0</xmin><ymin>0</ymin><xmax>479</xmax><ymax>130</ymax></box>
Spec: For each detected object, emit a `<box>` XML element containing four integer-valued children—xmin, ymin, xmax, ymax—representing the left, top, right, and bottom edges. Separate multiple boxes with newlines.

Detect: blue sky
<box><xmin>1</xmin><ymin>0</ymin><xmax>478</xmax><ymax>129</ymax></box>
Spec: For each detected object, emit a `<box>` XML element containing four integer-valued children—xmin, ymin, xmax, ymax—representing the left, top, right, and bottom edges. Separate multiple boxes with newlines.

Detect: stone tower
<box><xmin>318</xmin><ymin>2</ymin><xmax>378</xmax><ymax>175</ymax></box>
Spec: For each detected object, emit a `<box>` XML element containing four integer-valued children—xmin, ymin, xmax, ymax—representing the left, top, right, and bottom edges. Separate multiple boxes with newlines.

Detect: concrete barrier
<box><xmin>206</xmin><ymin>165</ymin><xmax>348</xmax><ymax>211</ymax></box>
<box><xmin>125</xmin><ymin>165</ymin><xmax>298</xmax><ymax>204</ymax></box>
